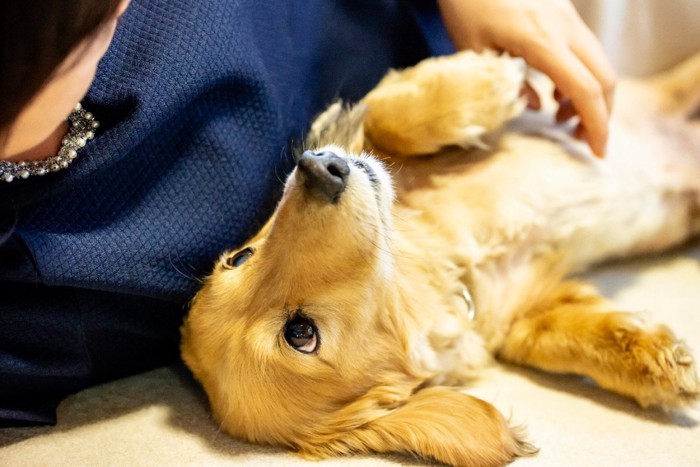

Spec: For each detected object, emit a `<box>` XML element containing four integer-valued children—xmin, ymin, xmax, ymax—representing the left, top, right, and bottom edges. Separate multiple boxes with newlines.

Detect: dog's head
<box><xmin>181</xmin><ymin>143</ymin><xmax>528</xmax><ymax>464</ymax></box>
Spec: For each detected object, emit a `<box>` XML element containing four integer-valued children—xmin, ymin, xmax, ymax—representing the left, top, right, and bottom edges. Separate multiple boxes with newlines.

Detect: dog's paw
<box><xmin>601</xmin><ymin>317</ymin><xmax>699</xmax><ymax>409</ymax></box>
<box><xmin>362</xmin><ymin>50</ymin><xmax>526</xmax><ymax>156</ymax></box>
<box><xmin>634</xmin><ymin>338</ymin><xmax>699</xmax><ymax>409</ymax></box>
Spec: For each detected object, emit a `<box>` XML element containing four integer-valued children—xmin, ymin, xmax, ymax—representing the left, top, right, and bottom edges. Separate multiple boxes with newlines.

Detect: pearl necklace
<box><xmin>0</xmin><ymin>103</ymin><xmax>99</xmax><ymax>183</ymax></box>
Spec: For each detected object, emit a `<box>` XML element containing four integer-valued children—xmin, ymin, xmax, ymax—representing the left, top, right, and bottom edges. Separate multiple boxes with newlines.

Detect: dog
<box><xmin>181</xmin><ymin>51</ymin><xmax>700</xmax><ymax>466</ymax></box>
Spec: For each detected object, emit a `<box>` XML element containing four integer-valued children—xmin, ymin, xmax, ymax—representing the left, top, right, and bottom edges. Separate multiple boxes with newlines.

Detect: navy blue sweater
<box><xmin>0</xmin><ymin>0</ymin><xmax>452</xmax><ymax>426</ymax></box>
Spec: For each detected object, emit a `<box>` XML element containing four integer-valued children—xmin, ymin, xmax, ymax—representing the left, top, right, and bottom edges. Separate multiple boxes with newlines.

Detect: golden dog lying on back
<box><xmin>181</xmin><ymin>51</ymin><xmax>700</xmax><ymax>466</ymax></box>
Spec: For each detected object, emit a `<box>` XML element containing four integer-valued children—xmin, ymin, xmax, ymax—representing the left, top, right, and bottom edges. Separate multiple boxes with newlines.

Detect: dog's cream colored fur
<box><xmin>181</xmin><ymin>51</ymin><xmax>700</xmax><ymax>466</ymax></box>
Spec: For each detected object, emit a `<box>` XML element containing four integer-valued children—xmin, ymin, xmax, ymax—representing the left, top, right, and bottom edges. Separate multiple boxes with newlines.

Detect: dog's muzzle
<box><xmin>298</xmin><ymin>150</ymin><xmax>350</xmax><ymax>203</ymax></box>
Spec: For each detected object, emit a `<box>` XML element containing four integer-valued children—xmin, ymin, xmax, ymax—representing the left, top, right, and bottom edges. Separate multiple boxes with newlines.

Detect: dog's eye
<box><xmin>284</xmin><ymin>315</ymin><xmax>318</xmax><ymax>353</ymax></box>
<box><xmin>224</xmin><ymin>247</ymin><xmax>254</xmax><ymax>269</ymax></box>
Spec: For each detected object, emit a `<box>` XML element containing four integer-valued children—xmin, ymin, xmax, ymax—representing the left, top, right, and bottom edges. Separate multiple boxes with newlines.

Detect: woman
<box><xmin>0</xmin><ymin>0</ymin><xmax>614</xmax><ymax>426</ymax></box>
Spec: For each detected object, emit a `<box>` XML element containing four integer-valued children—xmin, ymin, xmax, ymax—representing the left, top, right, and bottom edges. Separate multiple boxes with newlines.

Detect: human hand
<box><xmin>437</xmin><ymin>0</ymin><xmax>616</xmax><ymax>157</ymax></box>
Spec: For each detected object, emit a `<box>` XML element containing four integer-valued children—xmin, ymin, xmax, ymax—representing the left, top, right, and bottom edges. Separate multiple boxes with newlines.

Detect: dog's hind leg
<box><xmin>361</xmin><ymin>51</ymin><xmax>526</xmax><ymax>157</ymax></box>
<box><xmin>497</xmin><ymin>281</ymin><xmax>700</xmax><ymax>409</ymax></box>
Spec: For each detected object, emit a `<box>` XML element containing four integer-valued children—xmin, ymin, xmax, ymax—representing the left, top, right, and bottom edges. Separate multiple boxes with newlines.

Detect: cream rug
<box><xmin>2</xmin><ymin>243</ymin><xmax>699</xmax><ymax>466</ymax></box>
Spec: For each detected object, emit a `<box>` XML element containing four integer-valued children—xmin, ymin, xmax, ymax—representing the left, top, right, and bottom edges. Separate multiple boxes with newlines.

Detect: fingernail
<box><xmin>575</xmin><ymin>126</ymin><xmax>605</xmax><ymax>158</ymax></box>
<box><xmin>593</xmin><ymin>146</ymin><xmax>605</xmax><ymax>158</ymax></box>
<box><xmin>590</xmin><ymin>137</ymin><xmax>606</xmax><ymax>158</ymax></box>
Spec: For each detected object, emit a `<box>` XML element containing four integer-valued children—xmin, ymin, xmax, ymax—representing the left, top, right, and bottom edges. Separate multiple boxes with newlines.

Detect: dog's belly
<box><xmin>392</xmin><ymin>108</ymin><xmax>700</xmax><ymax>348</ymax></box>
<box><xmin>399</xmin><ymin>135</ymin><xmax>697</xmax><ymax>262</ymax></box>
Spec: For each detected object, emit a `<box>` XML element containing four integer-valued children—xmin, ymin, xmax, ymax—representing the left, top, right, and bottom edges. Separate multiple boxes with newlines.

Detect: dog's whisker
<box><xmin>168</xmin><ymin>255</ymin><xmax>204</xmax><ymax>285</ymax></box>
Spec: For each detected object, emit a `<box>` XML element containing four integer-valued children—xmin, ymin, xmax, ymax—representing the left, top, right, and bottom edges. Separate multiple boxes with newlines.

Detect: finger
<box><xmin>520</xmin><ymin>82</ymin><xmax>541</xmax><ymax>110</ymax></box>
<box><xmin>569</xmin><ymin>23</ymin><xmax>617</xmax><ymax>113</ymax></box>
<box><xmin>522</xmin><ymin>45</ymin><xmax>609</xmax><ymax>157</ymax></box>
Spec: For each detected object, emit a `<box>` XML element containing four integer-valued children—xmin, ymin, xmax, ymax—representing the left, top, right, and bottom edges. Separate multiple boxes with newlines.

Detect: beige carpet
<box><xmin>2</xmin><ymin>243</ymin><xmax>699</xmax><ymax>467</ymax></box>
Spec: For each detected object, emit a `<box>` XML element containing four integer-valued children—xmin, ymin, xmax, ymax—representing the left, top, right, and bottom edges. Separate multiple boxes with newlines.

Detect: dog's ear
<box><xmin>302</xmin><ymin>386</ymin><xmax>535</xmax><ymax>466</ymax></box>
<box><xmin>305</xmin><ymin>101</ymin><xmax>367</xmax><ymax>154</ymax></box>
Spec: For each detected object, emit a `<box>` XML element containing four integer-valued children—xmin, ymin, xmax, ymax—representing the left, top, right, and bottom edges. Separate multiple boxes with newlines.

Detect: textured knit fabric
<box><xmin>0</xmin><ymin>0</ymin><xmax>450</xmax><ymax>426</ymax></box>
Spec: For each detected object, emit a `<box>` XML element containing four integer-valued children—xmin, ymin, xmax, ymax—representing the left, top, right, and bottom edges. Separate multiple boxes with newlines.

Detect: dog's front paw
<box><xmin>600</xmin><ymin>317</ymin><xmax>699</xmax><ymax>409</ymax></box>
<box><xmin>635</xmin><ymin>338</ymin><xmax>699</xmax><ymax>408</ymax></box>
<box><xmin>500</xmin><ymin>283</ymin><xmax>699</xmax><ymax>411</ymax></box>
<box><xmin>362</xmin><ymin>51</ymin><xmax>526</xmax><ymax>157</ymax></box>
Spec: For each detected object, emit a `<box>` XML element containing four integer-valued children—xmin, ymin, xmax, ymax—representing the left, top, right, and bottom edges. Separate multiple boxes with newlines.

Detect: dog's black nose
<box><xmin>297</xmin><ymin>150</ymin><xmax>350</xmax><ymax>202</ymax></box>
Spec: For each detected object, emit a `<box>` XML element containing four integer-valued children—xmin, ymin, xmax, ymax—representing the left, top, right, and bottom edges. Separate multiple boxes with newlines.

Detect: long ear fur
<box><xmin>299</xmin><ymin>386</ymin><xmax>535</xmax><ymax>467</ymax></box>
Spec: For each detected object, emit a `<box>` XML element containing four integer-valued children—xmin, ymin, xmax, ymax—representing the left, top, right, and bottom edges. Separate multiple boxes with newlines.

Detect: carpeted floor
<box><xmin>2</xmin><ymin>243</ymin><xmax>699</xmax><ymax>467</ymax></box>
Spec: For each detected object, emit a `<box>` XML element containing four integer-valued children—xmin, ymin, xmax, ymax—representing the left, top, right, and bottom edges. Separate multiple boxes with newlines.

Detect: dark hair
<box><xmin>0</xmin><ymin>0</ymin><xmax>124</xmax><ymax>137</ymax></box>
